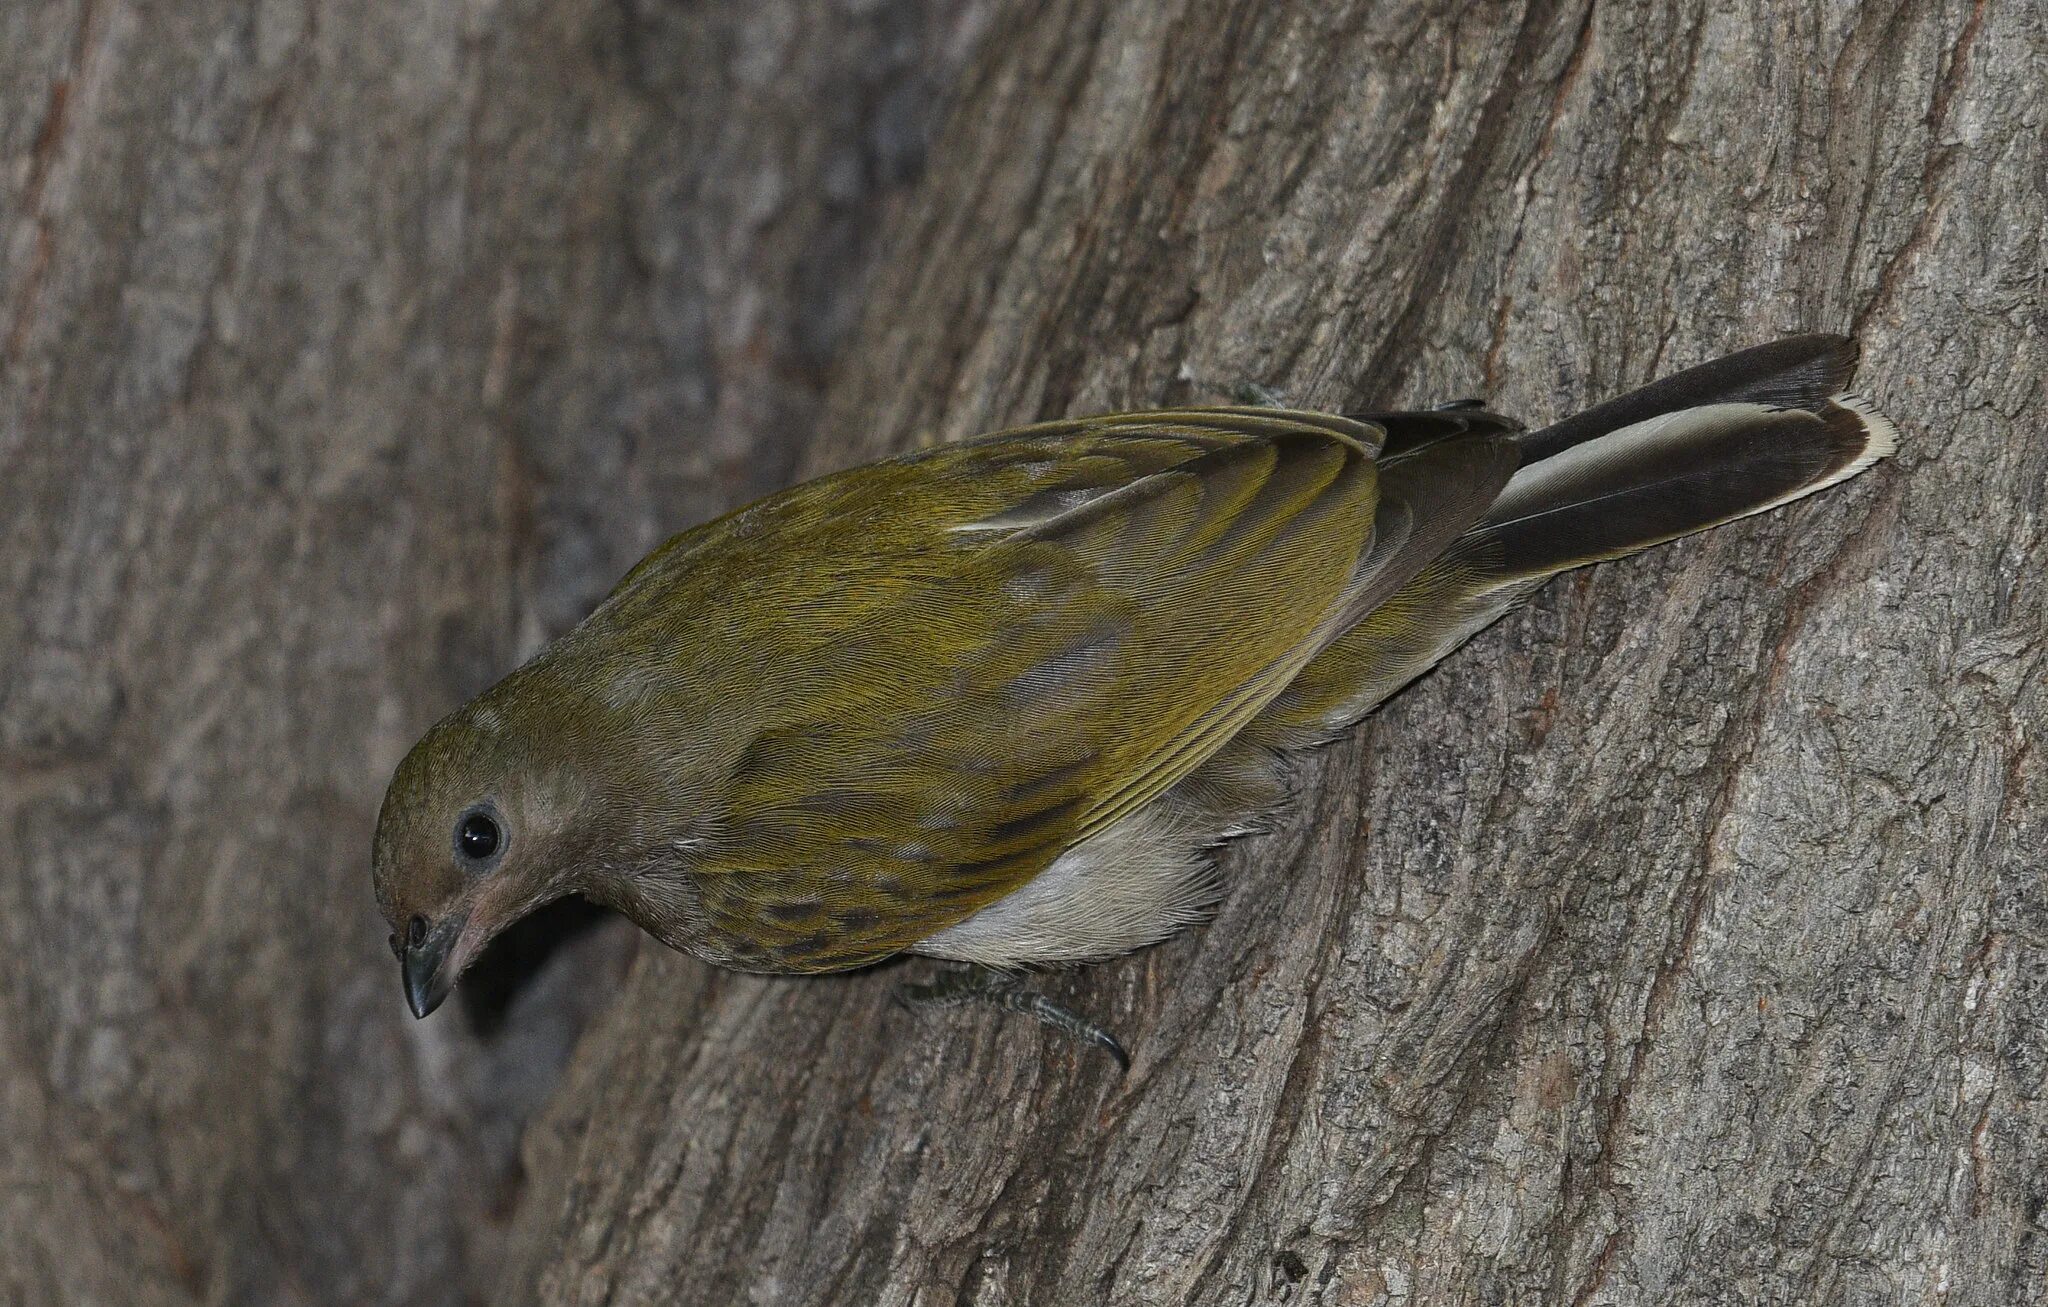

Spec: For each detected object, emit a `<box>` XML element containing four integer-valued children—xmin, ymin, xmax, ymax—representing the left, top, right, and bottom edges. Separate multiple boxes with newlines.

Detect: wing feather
<box><xmin>678</xmin><ymin>415</ymin><xmax>1380</xmax><ymax>969</ymax></box>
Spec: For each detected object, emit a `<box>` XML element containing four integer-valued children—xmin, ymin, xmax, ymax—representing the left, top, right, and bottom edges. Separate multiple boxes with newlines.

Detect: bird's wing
<box><xmin>600</xmin><ymin>407</ymin><xmax>1385</xmax><ymax>603</ymax></box>
<box><xmin>678</xmin><ymin>411</ymin><xmax>1401</xmax><ymax>970</ymax></box>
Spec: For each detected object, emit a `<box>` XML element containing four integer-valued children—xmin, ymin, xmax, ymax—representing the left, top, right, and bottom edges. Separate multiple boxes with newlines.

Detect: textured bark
<box><xmin>495</xmin><ymin>2</ymin><xmax>2048</xmax><ymax>1305</ymax></box>
<box><xmin>0</xmin><ymin>1</ymin><xmax>992</xmax><ymax>1303</ymax></box>
<box><xmin>7</xmin><ymin>0</ymin><xmax>2043</xmax><ymax>1304</ymax></box>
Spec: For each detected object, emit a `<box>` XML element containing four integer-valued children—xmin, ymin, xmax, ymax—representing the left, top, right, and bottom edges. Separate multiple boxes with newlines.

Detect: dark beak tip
<box><xmin>401</xmin><ymin>942</ymin><xmax>455</xmax><ymax>1020</ymax></box>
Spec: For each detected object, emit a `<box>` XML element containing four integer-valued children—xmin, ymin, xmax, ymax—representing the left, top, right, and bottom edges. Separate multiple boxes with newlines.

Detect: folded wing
<box><xmin>690</xmin><ymin>411</ymin><xmax>1393</xmax><ymax>970</ymax></box>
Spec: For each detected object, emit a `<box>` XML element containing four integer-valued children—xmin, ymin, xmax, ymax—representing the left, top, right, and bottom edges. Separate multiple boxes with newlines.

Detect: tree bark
<box><xmin>1</xmin><ymin>1</ymin><xmax>992</xmax><ymax>1303</ymax></box>
<box><xmin>7</xmin><ymin>0</ymin><xmax>2042</xmax><ymax>1304</ymax></box>
<box><xmin>496</xmin><ymin>2</ymin><xmax>2048</xmax><ymax>1305</ymax></box>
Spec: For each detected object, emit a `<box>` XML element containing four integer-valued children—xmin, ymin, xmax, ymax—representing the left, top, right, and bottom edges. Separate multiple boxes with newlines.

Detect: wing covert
<box><xmin>685</xmin><ymin>414</ymin><xmax>1382</xmax><ymax>969</ymax></box>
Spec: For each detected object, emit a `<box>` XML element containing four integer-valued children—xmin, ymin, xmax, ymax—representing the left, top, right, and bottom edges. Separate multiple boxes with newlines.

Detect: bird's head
<box><xmin>371</xmin><ymin>695</ymin><xmax>596</xmax><ymax>1019</ymax></box>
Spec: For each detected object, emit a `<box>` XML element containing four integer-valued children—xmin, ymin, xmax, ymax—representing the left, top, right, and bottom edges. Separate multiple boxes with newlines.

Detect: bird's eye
<box><xmin>407</xmin><ymin>914</ymin><xmax>429</xmax><ymax>949</ymax></box>
<box><xmin>455</xmin><ymin>807</ymin><xmax>503</xmax><ymax>865</ymax></box>
<box><xmin>388</xmin><ymin>932</ymin><xmax>402</xmax><ymax>961</ymax></box>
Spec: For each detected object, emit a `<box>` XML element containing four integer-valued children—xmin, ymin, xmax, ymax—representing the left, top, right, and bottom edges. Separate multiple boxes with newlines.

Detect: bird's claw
<box><xmin>897</xmin><ymin>965</ymin><xmax>1130</xmax><ymax>1073</ymax></box>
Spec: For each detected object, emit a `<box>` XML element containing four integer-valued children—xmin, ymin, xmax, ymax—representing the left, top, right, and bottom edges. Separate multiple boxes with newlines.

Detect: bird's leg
<box><xmin>896</xmin><ymin>965</ymin><xmax>1130</xmax><ymax>1072</ymax></box>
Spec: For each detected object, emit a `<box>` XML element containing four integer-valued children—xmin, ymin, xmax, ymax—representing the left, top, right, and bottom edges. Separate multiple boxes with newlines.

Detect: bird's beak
<box><xmin>401</xmin><ymin>913</ymin><xmax>466</xmax><ymax>1019</ymax></box>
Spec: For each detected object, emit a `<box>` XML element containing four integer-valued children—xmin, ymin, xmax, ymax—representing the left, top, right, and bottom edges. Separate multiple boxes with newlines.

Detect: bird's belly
<box><xmin>912</xmin><ymin>801</ymin><xmax>1223</xmax><ymax>968</ymax></box>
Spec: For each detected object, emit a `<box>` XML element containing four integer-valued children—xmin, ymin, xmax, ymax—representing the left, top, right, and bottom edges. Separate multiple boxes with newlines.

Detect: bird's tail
<box><xmin>1251</xmin><ymin>334</ymin><xmax>1898</xmax><ymax>744</ymax></box>
<box><xmin>1475</xmin><ymin>335</ymin><xmax>1895</xmax><ymax>578</ymax></box>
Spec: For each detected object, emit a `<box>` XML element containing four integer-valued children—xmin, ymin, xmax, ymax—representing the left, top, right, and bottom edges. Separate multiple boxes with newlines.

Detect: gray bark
<box><xmin>498</xmin><ymin>1</ymin><xmax>2048</xmax><ymax>1305</ymax></box>
<box><xmin>1</xmin><ymin>0</ymin><xmax>992</xmax><ymax>1303</ymax></box>
<box><xmin>5</xmin><ymin>0</ymin><xmax>2043</xmax><ymax>1305</ymax></box>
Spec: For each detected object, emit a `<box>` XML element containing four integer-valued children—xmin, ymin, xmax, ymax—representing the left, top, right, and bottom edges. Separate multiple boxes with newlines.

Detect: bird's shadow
<box><xmin>457</xmin><ymin>894</ymin><xmax>624</xmax><ymax>1037</ymax></box>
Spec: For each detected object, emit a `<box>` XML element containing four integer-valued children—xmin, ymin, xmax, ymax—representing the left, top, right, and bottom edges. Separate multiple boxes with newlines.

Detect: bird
<box><xmin>372</xmin><ymin>334</ymin><xmax>1896</xmax><ymax>1068</ymax></box>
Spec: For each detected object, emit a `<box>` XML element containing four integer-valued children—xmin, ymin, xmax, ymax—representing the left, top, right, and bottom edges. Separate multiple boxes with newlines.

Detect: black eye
<box><xmin>456</xmin><ymin>809</ymin><xmax>502</xmax><ymax>864</ymax></box>
<box><xmin>388</xmin><ymin>932</ymin><xmax>403</xmax><ymax>961</ymax></box>
<box><xmin>407</xmin><ymin>914</ymin><xmax>428</xmax><ymax>949</ymax></box>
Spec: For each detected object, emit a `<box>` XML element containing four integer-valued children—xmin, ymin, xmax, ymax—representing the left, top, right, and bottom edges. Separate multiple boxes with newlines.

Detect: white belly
<box><xmin>912</xmin><ymin>800</ymin><xmax>1224</xmax><ymax>968</ymax></box>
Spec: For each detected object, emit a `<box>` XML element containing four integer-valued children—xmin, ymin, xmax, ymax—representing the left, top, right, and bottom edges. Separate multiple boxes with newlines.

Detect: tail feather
<box><xmin>1239</xmin><ymin>338</ymin><xmax>1899</xmax><ymax>746</ymax></box>
<box><xmin>1518</xmin><ymin>334</ymin><xmax>1861</xmax><ymax>461</ymax></box>
<box><xmin>1478</xmin><ymin>393</ymin><xmax>1896</xmax><ymax>579</ymax></box>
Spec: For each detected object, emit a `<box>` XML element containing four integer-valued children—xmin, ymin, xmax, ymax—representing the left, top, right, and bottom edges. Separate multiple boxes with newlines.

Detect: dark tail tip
<box><xmin>1521</xmin><ymin>334</ymin><xmax>1862</xmax><ymax>462</ymax></box>
<box><xmin>1479</xmin><ymin>390</ymin><xmax>1896</xmax><ymax>581</ymax></box>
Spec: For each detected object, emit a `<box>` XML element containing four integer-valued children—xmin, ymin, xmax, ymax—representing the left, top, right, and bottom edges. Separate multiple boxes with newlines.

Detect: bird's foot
<box><xmin>896</xmin><ymin>965</ymin><xmax>1130</xmax><ymax>1073</ymax></box>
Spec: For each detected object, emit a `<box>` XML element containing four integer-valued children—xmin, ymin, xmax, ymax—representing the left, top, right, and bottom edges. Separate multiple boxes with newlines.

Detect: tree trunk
<box><xmin>1</xmin><ymin>1</ymin><xmax>993</xmax><ymax>1303</ymax></box>
<box><xmin>496</xmin><ymin>2</ymin><xmax>2047</xmax><ymax>1305</ymax></box>
<box><xmin>7</xmin><ymin>0</ymin><xmax>2042</xmax><ymax>1304</ymax></box>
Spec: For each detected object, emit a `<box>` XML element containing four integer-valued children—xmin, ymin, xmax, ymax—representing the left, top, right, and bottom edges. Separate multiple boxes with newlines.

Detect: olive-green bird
<box><xmin>373</xmin><ymin>335</ymin><xmax>1895</xmax><ymax>1066</ymax></box>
